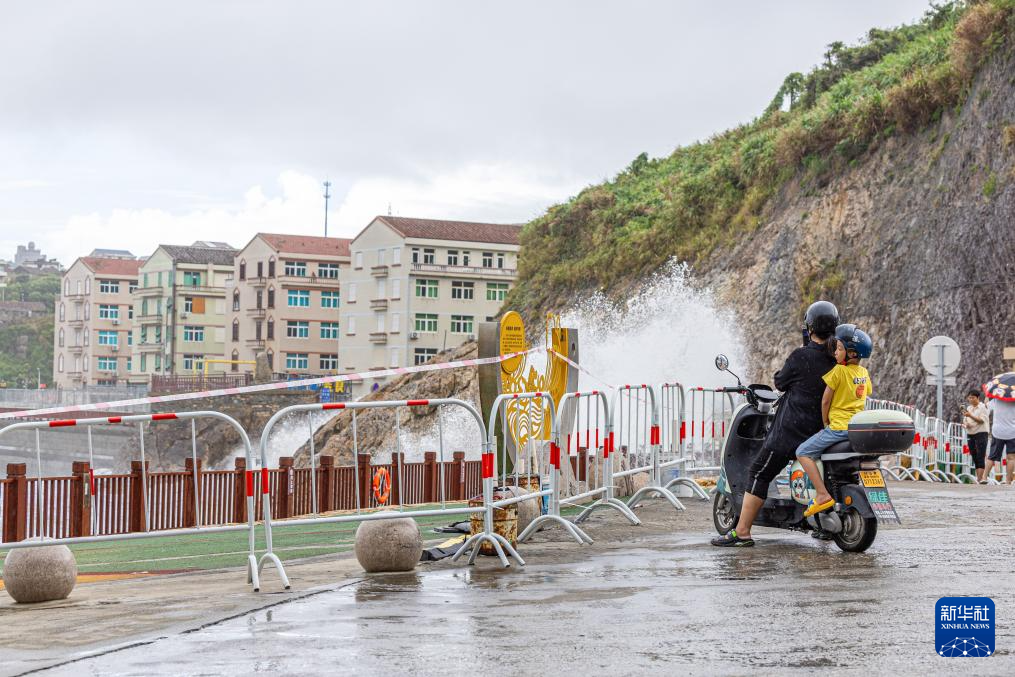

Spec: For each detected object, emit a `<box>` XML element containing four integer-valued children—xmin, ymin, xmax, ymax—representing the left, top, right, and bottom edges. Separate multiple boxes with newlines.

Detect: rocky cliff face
<box><xmin>699</xmin><ymin>43</ymin><xmax>1015</xmax><ymax>412</ymax></box>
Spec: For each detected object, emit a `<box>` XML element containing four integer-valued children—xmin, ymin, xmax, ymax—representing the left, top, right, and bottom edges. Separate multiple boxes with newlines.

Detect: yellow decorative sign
<box><xmin>499</xmin><ymin>311</ymin><xmax>527</xmax><ymax>374</ymax></box>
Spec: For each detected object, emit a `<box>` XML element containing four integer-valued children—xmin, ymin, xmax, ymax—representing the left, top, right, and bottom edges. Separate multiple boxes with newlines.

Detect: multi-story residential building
<box><xmin>339</xmin><ymin>215</ymin><xmax>521</xmax><ymax>397</ymax></box>
<box><xmin>53</xmin><ymin>252</ymin><xmax>142</xmax><ymax>388</ymax></box>
<box><xmin>130</xmin><ymin>242</ymin><xmax>237</xmax><ymax>380</ymax></box>
<box><xmin>228</xmin><ymin>233</ymin><xmax>351</xmax><ymax>377</ymax></box>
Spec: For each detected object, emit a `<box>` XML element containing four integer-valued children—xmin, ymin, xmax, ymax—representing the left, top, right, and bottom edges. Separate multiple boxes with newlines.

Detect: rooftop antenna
<box><xmin>387</xmin><ymin>202</ymin><xmax>392</xmax><ymax>216</ymax></box>
<box><xmin>323</xmin><ymin>180</ymin><xmax>332</xmax><ymax>237</ymax></box>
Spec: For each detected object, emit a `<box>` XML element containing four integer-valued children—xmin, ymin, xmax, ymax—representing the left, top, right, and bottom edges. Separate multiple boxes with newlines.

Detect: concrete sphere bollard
<box><xmin>3</xmin><ymin>541</ymin><xmax>78</xmax><ymax>604</ymax></box>
<box><xmin>354</xmin><ymin>517</ymin><xmax>423</xmax><ymax>573</ymax></box>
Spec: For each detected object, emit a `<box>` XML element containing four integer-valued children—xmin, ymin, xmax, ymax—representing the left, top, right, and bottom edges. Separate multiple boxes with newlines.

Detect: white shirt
<box><xmin>988</xmin><ymin>399</ymin><xmax>1015</xmax><ymax>440</ymax></box>
<box><xmin>964</xmin><ymin>402</ymin><xmax>990</xmax><ymax>435</ymax></box>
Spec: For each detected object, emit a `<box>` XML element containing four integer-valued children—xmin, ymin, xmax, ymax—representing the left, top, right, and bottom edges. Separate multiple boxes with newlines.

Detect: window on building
<box><xmin>98</xmin><ymin>330</ymin><xmax>118</xmax><ymax>346</ymax></box>
<box><xmin>142</xmin><ymin>273</ymin><xmax>149</xmax><ymax>287</ymax></box>
<box><xmin>129</xmin><ymin>282</ymin><xmax>138</xmax><ymax>293</ymax></box>
<box><xmin>497</xmin><ymin>253</ymin><xmax>506</xmax><ymax>269</ymax></box>
<box><xmin>414</xmin><ymin>348</ymin><xmax>438</xmax><ymax>365</ymax></box>
<box><xmin>390</xmin><ymin>348</ymin><xmax>400</xmax><ymax>368</ymax></box>
<box><xmin>155</xmin><ymin>353</ymin><xmax>161</xmax><ymax>370</ymax></box>
<box><xmin>391</xmin><ymin>280</ymin><xmax>401</xmax><ymax>299</ymax></box>
<box><xmin>284</xmin><ymin>261</ymin><xmax>307</xmax><ymax>276</ymax></box>
<box><xmin>231</xmin><ymin>350</ymin><xmax>240</xmax><ymax>370</ymax></box>
<box><xmin>157</xmin><ymin>271</ymin><xmax>163</xmax><ymax>287</ymax></box>
<box><xmin>58</xmin><ymin>329</ymin><xmax>65</xmax><ymax>347</ymax></box>
<box><xmin>447</xmin><ymin>250</ymin><xmax>459</xmax><ymax>265</ymax></box>
<box><xmin>415</xmin><ymin>279</ymin><xmax>438</xmax><ymax>299</ymax></box>
<box><xmin>85</xmin><ymin>277</ymin><xmax>91</xmax><ymax>294</ymax></box>
<box><xmin>184</xmin><ymin>297</ymin><xmax>194</xmax><ymax>313</ymax></box>
<box><xmin>354</xmin><ymin>251</ymin><xmax>364</xmax><ymax>269</ymax></box>
<box><xmin>59</xmin><ymin>303</ymin><xmax>65</xmax><ymax>321</ymax></box>
<box><xmin>411</xmin><ymin>248</ymin><xmax>420</xmax><ymax>264</ymax></box>
<box><xmin>268</xmin><ymin>259</ymin><xmax>276</xmax><ymax>277</ymax></box>
<box><xmin>128</xmin><ymin>305</ymin><xmax>134</xmax><ymax>320</ymax></box>
<box><xmin>183</xmin><ymin>326</ymin><xmax>205</xmax><ymax>342</ymax></box>
<box><xmin>183</xmin><ymin>271</ymin><xmax>202</xmax><ymax>287</ymax></box>
<box><xmin>255</xmin><ymin>290</ymin><xmax>263</xmax><ymax>309</ymax></box>
<box><xmin>321</xmin><ymin>291</ymin><xmax>340</xmax><ymax>308</ymax></box>
<box><xmin>375</xmin><ymin>278</ymin><xmax>386</xmax><ymax>299</ymax></box>
<box><xmin>482</xmin><ymin>252</ymin><xmax>494</xmax><ymax>268</ymax></box>
<box><xmin>287</xmin><ymin>289</ymin><xmax>310</xmax><ymax>307</ymax></box>
<box><xmin>347</xmin><ymin>317</ymin><xmax>356</xmax><ymax>335</ymax></box>
<box><xmin>318</xmin><ymin>263</ymin><xmax>340</xmax><ymax>278</ymax></box>
<box><xmin>232</xmin><ymin>320</ymin><xmax>240</xmax><ymax>342</ymax></box>
<box><xmin>285</xmin><ymin>353</ymin><xmax>309</xmax><ymax>370</ymax></box>
<box><xmin>126</xmin><ymin>357</ymin><xmax>132</xmax><ymax>372</ymax></box>
<box><xmin>140</xmin><ymin>327</ymin><xmax>148</xmax><ymax>344</ymax></box>
<box><xmin>256</xmin><ymin>261</ymin><xmax>263</xmax><ymax>277</ymax></box>
<box><xmin>155</xmin><ymin>326</ymin><xmax>162</xmax><ymax>342</ymax></box>
<box><xmin>267</xmin><ymin>319</ymin><xmax>275</xmax><ymax>340</ymax></box>
<box><xmin>64</xmin><ymin>280</ymin><xmax>70</xmax><ymax>296</ymax></box>
<box><xmin>98</xmin><ymin>304</ymin><xmax>119</xmax><ymax>320</ymax></box>
<box><xmin>423</xmin><ymin>248</ymin><xmax>435</xmax><ymax>264</ymax></box>
<box><xmin>84</xmin><ymin>304</ymin><xmax>90</xmax><ymax>320</ymax></box>
<box><xmin>451</xmin><ymin>281</ymin><xmax>474</xmax><ymax>300</ymax></box>
<box><xmin>182</xmin><ymin>354</ymin><xmax>204</xmax><ymax>371</ymax></box>
<box><xmin>232</xmin><ymin>290</ymin><xmax>240</xmax><ymax>311</ymax></box>
<box><xmin>347</xmin><ymin>283</ymin><xmax>357</xmax><ymax>303</ymax></box>
<box><xmin>239</xmin><ymin>261</ymin><xmax>246</xmax><ymax>280</ymax></box>
<box><xmin>390</xmin><ymin>313</ymin><xmax>400</xmax><ymax>333</ymax></box>
<box><xmin>127</xmin><ymin>331</ymin><xmax>133</xmax><ymax>346</ymax></box>
<box><xmin>320</xmin><ymin>322</ymin><xmax>340</xmax><ymax>339</ymax></box>
<box><xmin>450</xmin><ymin>315</ymin><xmax>474</xmax><ymax>334</ymax></box>
<box><xmin>286</xmin><ymin>321</ymin><xmax>309</xmax><ymax>338</ymax></box>
<box><xmin>84</xmin><ymin>331</ymin><xmax>90</xmax><ymax>346</ymax></box>
<box><xmin>255</xmin><ymin>321</ymin><xmax>262</xmax><ymax>340</ymax></box>
<box><xmin>99</xmin><ymin>279</ymin><xmax>120</xmax><ymax>294</ymax></box>
<box><xmin>375</xmin><ymin>314</ymin><xmax>385</xmax><ymax>333</ymax></box>
<box><xmin>97</xmin><ymin>356</ymin><xmax>117</xmax><ymax>372</ymax></box>
<box><xmin>377</xmin><ymin>249</ymin><xmax>386</xmax><ymax>266</ymax></box>
<box><xmin>486</xmin><ymin>282</ymin><xmax>509</xmax><ymax>302</ymax></box>
<box><xmin>140</xmin><ymin>354</ymin><xmax>147</xmax><ymax>372</ymax></box>
<box><xmin>320</xmin><ymin>354</ymin><xmax>338</xmax><ymax>370</ymax></box>
<box><xmin>462</xmin><ymin>251</ymin><xmax>471</xmax><ymax>266</ymax></box>
<box><xmin>392</xmin><ymin>247</ymin><xmax>401</xmax><ymax>265</ymax></box>
<box><xmin>414</xmin><ymin>313</ymin><xmax>438</xmax><ymax>333</ymax></box>
<box><xmin>267</xmin><ymin>287</ymin><xmax>275</xmax><ymax>308</ymax></box>
<box><xmin>58</xmin><ymin>354</ymin><xmax>64</xmax><ymax>372</ymax></box>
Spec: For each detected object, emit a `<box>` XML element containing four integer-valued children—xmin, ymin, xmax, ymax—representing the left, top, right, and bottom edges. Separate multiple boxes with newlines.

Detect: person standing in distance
<box><xmin>961</xmin><ymin>389</ymin><xmax>990</xmax><ymax>483</ymax></box>
<box><xmin>985</xmin><ymin>391</ymin><xmax>1015</xmax><ymax>484</ymax></box>
<box><xmin>711</xmin><ymin>301</ymin><xmax>839</xmax><ymax>547</ymax></box>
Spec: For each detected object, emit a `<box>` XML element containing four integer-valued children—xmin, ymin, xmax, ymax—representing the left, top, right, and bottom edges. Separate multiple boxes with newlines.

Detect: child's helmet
<box><xmin>835</xmin><ymin>325</ymin><xmax>873</xmax><ymax>359</ymax></box>
<box><xmin>804</xmin><ymin>301</ymin><xmax>839</xmax><ymax>338</ymax></box>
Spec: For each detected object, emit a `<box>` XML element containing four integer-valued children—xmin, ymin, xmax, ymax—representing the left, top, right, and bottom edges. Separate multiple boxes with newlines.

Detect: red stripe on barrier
<box><xmin>945</xmin><ymin>442</ymin><xmax>951</xmax><ymax>452</ymax></box>
<box><xmin>322</xmin><ymin>403</ymin><xmax>346</xmax><ymax>410</ymax></box>
<box><xmin>152</xmin><ymin>413</ymin><xmax>178</xmax><ymax>421</ymax></box>
<box><xmin>650</xmin><ymin>425</ymin><xmax>660</xmax><ymax>445</ymax></box>
<box><xmin>914</xmin><ymin>432</ymin><xmax>921</xmax><ymax>444</ymax></box>
<box><xmin>962</xmin><ymin>445</ymin><xmax>969</xmax><ymax>455</ymax></box>
<box><xmin>406</xmin><ymin>399</ymin><xmax>430</xmax><ymax>406</ymax></box>
<box><xmin>89</xmin><ymin>468</ymin><xmax>96</xmax><ymax>495</ymax></box>
<box><xmin>567</xmin><ymin>433</ymin><xmax>572</xmax><ymax>454</ymax></box>
<box><xmin>711</xmin><ymin>421</ymin><xmax>716</xmax><ymax>438</ymax></box>
<box><xmin>701</xmin><ymin>421</ymin><xmax>704</xmax><ymax>437</ymax></box>
<box><xmin>534</xmin><ymin>392</ymin><xmax>543</xmax><ymax>397</ymax></box>
<box><xmin>106</xmin><ymin>416</ymin><xmax>122</xmax><ymax>423</ymax></box>
<box><xmin>721</xmin><ymin>421</ymin><xmax>726</xmax><ymax>437</ymax></box>
<box><xmin>680</xmin><ymin>421</ymin><xmax>686</xmax><ymax>441</ymax></box>
<box><xmin>246</xmin><ymin>470</ymin><xmax>255</xmax><ymax>497</ymax></box>
<box><xmin>481</xmin><ymin>452</ymin><xmax>494</xmax><ymax>479</ymax></box>
<box><xmin>550</xmin><ymin>442</ymin><xmax>561</xmax><ymax>468</ymax></box>
<box><xmin>607</xmin><ymin>431</ymin><xmax>614</xmax><ymax>457</ymax></box>
<box><xmin>49</xmin><ymin>419</ymin><xmax>77</xmax><ymax>427</ymax></box>
<box><xmin>261</xmin><ymin>467</ymin><xmax>270</xmax><ymax>494</ymax></box>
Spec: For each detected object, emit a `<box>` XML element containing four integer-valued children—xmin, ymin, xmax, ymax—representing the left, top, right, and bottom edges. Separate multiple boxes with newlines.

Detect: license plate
<box><xmin>859</xmin><ymin>470</ymin><xmax>885</xmax><ymax>488</ymax></box>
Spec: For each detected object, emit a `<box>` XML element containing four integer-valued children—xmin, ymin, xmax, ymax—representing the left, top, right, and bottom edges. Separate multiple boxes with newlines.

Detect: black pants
<box><xmin>746</xmin><ymin>440</ymin><xmax>797</xmax><ymax>500</ymax></box>
<box><xmin>968</xmin><ymin>432</ymin><xmax>988</xmax><ymax>469</ymax></box>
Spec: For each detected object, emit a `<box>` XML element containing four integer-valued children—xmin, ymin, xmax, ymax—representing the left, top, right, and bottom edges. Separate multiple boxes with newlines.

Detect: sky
<box><xmin>0</xmin><ymin>1</ymin><xmax>932</xmax><ymax>265</ymax></box>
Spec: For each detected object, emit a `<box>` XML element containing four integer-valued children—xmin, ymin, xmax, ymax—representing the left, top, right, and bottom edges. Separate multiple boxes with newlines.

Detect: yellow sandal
<box><xmin>803</xmin><ymin>498</ymin><xmax>835</xmax><ymax>518</ymax></box>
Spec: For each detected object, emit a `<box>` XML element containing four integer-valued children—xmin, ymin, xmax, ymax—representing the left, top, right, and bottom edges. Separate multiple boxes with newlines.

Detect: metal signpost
<box><xmin>921</xmin><ymin>335</ymin><xmax>960</xmax><ymax>420</ymax></box>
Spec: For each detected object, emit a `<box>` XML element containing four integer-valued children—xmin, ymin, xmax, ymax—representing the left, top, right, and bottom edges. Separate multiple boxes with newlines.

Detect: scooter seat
<box><xmin>821</xmin><ymin>440</ymin><xmax>852</xmax><ymax>458</ymax></box>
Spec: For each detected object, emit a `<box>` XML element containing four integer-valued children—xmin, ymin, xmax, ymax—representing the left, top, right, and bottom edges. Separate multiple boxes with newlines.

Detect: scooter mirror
<box><xmin>714</xmin><ymin>354</ymin><xmax>729</xmax><ymax>372</ymax></box>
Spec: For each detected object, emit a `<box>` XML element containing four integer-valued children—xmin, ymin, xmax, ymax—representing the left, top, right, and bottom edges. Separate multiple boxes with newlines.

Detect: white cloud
<box><xmin>43</xmin><ymin>165</ymin><xmax>585</xmax><ymax>263</ymax></box>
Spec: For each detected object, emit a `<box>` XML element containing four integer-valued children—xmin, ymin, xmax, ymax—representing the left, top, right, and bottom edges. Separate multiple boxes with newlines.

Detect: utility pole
<box><xmin>323</xmin><ymin>180</ymin><xmax>332</xmax><ymax>237</ymax></box>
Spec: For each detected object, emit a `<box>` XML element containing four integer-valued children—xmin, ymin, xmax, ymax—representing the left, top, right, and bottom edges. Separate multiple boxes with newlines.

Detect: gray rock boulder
<box><xmin>3</xmin><ymin>542</ymin><xmax>77</xmax><ymax>603</ymax></box>
<box><xmin>354</xmin><ymin>517</ymin><xmax>423</xmax><ymax>573</ymax></box>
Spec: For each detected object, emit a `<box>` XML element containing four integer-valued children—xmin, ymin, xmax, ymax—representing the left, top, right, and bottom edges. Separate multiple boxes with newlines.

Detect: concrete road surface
<box><xmin>3</xmin><ymin>481</ymin><xmax>1013</xmax><ymax>676</ymax></box>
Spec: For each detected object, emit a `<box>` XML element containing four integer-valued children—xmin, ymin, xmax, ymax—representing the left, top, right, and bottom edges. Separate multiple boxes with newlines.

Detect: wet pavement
<box><xmin>5</xmin><ymin>482</ymin><xmax>1015</xmax><ymax>676</ymax></box>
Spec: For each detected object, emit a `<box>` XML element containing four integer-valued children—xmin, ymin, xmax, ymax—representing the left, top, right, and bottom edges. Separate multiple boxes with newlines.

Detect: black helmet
<box><xmin>804</xmin><ymin>301</ymin><xmax>839</xmax><ymax>338</ymax></box>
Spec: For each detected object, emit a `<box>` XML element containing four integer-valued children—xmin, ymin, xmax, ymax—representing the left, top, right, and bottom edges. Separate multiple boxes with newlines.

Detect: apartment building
<box><xmin>228</xmin><ymin>233</ymin><xmax>352</xmax><ymax>376</ymax></box>
<box><xmin>52</xmin><ymin>253</ymin><xmax>142</xmax><ymax>388</ymax></box>
<box><xmin>339</xmin><ymin>215</ymin><xmax>521</xmax><ymax>397</ymax></box>
<box><xmin>130</xmin><ymin>242</ymin><xmax>237</xmax><ymax>380</ymax></box>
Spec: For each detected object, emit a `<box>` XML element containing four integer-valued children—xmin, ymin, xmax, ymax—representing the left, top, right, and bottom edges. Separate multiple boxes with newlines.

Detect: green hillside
<box><xmin>511</xmin><ymin>0</ymin><xmax>1014</xmax><ymax>314</ymax></box>
<box><xmin>0</xmin><ymin>273</ymin><xmax>59</xmax><ymax>386</ymax></box>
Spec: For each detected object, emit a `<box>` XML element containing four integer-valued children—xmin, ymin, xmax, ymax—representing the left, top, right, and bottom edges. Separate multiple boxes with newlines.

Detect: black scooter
<box><xmin>710</xmin><ymin>354</ymin><xmax>911</xmax><ymax>553</ymax></box>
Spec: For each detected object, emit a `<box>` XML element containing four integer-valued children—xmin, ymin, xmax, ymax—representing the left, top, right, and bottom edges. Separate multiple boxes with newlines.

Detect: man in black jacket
<box><xmin>711</xmin><ymin>301</ymin><xmax>839</xmax><ymax>547</ymax></box>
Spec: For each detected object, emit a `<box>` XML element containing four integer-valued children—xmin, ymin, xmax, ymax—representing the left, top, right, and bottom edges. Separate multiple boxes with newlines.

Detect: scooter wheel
<box><xmin>832</xmin><ymin>508</ymin><xmax>878</xmax><ymax>553</ymax></box>
<box><xmin>712</xmin><ymin>492</ymin><xmax>738</xmax><ymax>535</ymax></box>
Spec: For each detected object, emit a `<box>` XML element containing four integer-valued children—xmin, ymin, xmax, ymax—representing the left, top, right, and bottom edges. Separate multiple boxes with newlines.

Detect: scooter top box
<box><xmin>847</xmin><ymin>409</ymin><xmax>915</xmax><ymax>455</ymax></box>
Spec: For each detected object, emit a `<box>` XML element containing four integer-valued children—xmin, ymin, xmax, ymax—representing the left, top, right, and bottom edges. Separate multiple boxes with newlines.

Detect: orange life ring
<box><xmin>373</xmin><ymin>467</ymin><xmax>391</xmax><ymax>504</ymax></box>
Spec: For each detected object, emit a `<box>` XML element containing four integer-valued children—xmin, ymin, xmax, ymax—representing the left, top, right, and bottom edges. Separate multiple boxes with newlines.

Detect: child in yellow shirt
<box><xmin>796</xmin><ymin>325</ymin><xmax>873</xmax><ymax>517</ymax></box>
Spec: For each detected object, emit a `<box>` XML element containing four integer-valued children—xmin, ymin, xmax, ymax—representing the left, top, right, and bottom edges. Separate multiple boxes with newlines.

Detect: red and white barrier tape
<box><xmin>0</xmin><ymin>348</ymin><xmax>541</xmax><ymax>421</ymax></box>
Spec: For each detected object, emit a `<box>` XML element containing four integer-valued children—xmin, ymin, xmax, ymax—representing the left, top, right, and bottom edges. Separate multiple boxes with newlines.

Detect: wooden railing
<box><xmin>1</xmin><ymin>452</ymin><xmax>482</xmax><ymax>543</ymax></box>
<box><xmin>150</xmin><ymin>373</ymin><xmax>254</xmax><ymax>394</ymax></box>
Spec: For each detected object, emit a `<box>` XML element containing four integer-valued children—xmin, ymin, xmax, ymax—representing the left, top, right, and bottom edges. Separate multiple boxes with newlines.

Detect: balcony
<box><xmin>277</xmin><ymin>274</ymin><xmax>339</xmax><ymax>289</ymax></box>
<box><xmin>247</xmin><ymin>307</ymin><xmax>266</xmax><ymax>319</ymax></box>
<box><xmin>67</xmin><ymin>317</ymin><xmax>85</xmax><ymax>327</ymax></box>
<box><xmin>371</xmin><ymin>265</ymin><xmax>388</xmax><ymax>277</ymax></box>
<box><xmin>136</xmin><ymin>286</ymin><xmax>164</xmax><ymax>297</ymax></box>
<box><xmin>67</xmin><ymin>344</ymin><xmax>84</xmax><ymax>354</ymax></box>
<box><xmin>66</xmin><ymin>293</ymin><xmax>86</xmax><ymax>304</ymax></box>
<box><xmin>370</xmin><ymin>298</ymin><xmax>388</xmax><ymax>310</ymax></box>
<box><xmin>245</xmin><ymin>338</ymin><xmax>266</xmax><ymax>350</ymax></box>
<box><xmin>67</xmin><ymin>371</ymin><xmax>83</xmax><ymax>380</ymax></box>
<box><xmin>177</xmin><ymin>285</ymin><xmax>225</xmax><ymax>297</ymax></box>
<box><xmin>369</xmin><ymin>332</ymin><xmax>388</xmax><ymax>344</ymax></box>
<box><xmin>247</xmin><ymin>276</ymin><xmax>268</xmax><ymax>287</ymax></box>
<box><xmin>137</xmin><ymin>313</ymin><xmax>163</xmax><ymax>324</ymax></box>
<box><xmin>137</xmin><ymin>342</ymin><xmax>164</xmax><ymax>353</ymax></box>
<box><xmin>410</xmin><ymin>262</ymin><xmax>516</xmax><ymax>278</ymax></box>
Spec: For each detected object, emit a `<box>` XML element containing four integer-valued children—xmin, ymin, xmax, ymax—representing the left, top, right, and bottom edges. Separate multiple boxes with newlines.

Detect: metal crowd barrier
<box><xmin>656</xmin><ymin>382</ymin><xmax>714</xmax><ymax>500</ymax></box>
<box><xmin>258</xmin><ymin>398</ymin><xmax>490</xmax><ymax>581</ymax></box>
<box><xmin>0</xmin><ymin>411</ymin><xmax>264</xmax><ymax>590</ymax></box>
<box><xmin>684</xmin><ymin>386</ymin><xmax>738</xmax><ymax>477</ymax></box>
<box><xmin>611</xmin><ymin>384</ymin><xmax>684</xmax><ymax>511</ymax></box>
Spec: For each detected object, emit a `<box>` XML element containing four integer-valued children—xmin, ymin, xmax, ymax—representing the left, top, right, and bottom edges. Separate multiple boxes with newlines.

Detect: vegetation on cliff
<box><xmin>0</xmin><ymin>273</ymin><xmax>59</xmax><ymax>385</ymax></box>
<box><xmin>511</xmin><ymin>1</ymin><xmax>1014</xmax><ymax>315</ymax></box>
